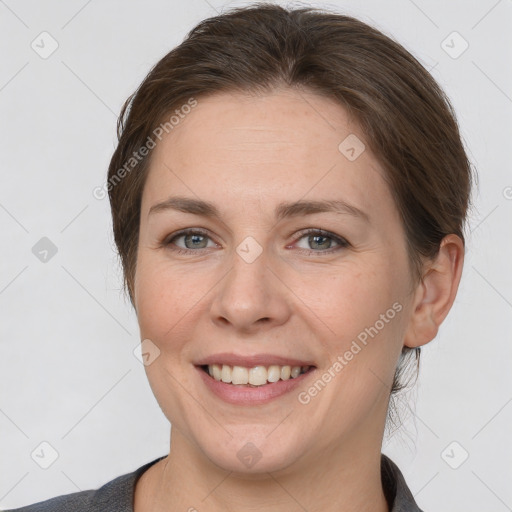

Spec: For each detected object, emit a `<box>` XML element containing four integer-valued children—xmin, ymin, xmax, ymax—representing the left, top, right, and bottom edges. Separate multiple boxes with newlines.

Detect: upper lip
<box><xmin>194</xmin><ymin>353</ymin><xmax>316</xmax><ymax>368</ymax></box>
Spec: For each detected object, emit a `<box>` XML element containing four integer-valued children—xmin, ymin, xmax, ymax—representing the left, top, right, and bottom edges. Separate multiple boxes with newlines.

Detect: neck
<box><xmin>136</xmin><ymin>427</ymin><xmax>390</xmax><ymax>512</ymax></box>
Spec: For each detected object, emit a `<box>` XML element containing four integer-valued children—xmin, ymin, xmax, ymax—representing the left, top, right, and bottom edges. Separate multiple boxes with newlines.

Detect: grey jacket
<box><xmin>4</xmin><ymin>454</ymin><xmax>423</xmax><ymax>511</ymax></box>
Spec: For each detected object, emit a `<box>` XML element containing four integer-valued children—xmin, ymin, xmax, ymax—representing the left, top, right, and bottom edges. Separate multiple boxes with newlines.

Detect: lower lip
<box><xmin>196</xmin><ymin>366</ymin><xmax>316</xmax><ymax>405</ymax></box>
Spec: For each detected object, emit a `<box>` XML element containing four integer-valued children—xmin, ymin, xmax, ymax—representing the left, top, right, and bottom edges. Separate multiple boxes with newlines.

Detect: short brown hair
<box><xmin>107</xmin><ymin>3</ymin><xmax>474</xmax><ymax>418</ymax></box>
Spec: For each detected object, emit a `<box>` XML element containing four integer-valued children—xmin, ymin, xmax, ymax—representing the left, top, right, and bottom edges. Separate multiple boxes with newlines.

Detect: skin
<box><xmin>132</xmin><ymin>88</ymin><xmax>464</xmax><ymax>511</ymax></box>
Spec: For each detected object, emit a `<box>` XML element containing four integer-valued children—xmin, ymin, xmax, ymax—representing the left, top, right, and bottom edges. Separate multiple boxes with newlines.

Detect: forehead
<box><xmin>142</xmin><ymin>89</ymin><xmax>393</xmax><ymax>222</ymax></box>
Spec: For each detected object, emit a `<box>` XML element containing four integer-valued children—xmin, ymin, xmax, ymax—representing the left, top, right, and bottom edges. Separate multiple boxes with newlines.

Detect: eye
<box><xmin>163</xmin><ymin>228</ymin><xmax>218</xmax><ymax>254</ymax></box>
<box><xmin>291</xmin><ymin>229</ymin><xmax>350</xmax><ymax>255</ymax></box>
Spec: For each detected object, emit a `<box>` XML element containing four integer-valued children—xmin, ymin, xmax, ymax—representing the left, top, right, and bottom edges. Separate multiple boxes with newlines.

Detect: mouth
<box><xmin>195</xmin><ymin>360</ymin><xmax>317</xmax><ymax>405</ymax></box>
<box><xmin>198</xmin><ymin>363</ymin><xmax>315</xmax><ymax>387</ymax></box>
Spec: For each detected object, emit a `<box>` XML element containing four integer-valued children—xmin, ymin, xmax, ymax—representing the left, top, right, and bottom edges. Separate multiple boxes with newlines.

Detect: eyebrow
<box><xmin>148</xmin><ymin>196</ymin><xmax>369</xmax><ymax>223</ymax></box>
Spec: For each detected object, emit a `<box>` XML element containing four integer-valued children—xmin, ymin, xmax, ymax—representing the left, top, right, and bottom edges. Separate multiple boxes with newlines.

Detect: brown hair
<box><xmin>107</xmin><ymin>2</ymin><xmax>474</xmax><ymax>420</ymax></box>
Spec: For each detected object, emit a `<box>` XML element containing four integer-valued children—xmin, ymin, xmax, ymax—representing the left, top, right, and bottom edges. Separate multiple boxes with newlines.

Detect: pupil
<box><xmin>310</xmin><ymin>235</ymin><xmax>329</xmax><ymax>250</ymax></box>
<box><xmin>186</xmin><ymin>234</ymin><xmax>206</xmax><ymax>249</ymax></box>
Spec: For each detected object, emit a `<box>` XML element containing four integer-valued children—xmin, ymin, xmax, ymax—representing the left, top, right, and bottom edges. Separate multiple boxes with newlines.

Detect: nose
<box><xmin>209</xmin><ymin>245</ymin><xmax>291</xmax><ymax>334</ymax></box>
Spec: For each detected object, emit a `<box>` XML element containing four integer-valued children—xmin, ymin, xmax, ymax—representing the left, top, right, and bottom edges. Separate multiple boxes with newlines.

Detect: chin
<box><xmin>197</xmin><ymin>430</ymin><xmax>308</xmax><ymax>475</ymax></box>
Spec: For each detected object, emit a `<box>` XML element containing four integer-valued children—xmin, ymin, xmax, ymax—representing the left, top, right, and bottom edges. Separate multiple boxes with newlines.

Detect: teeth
<box><xmin>290</xmin><ymin>366</ymin><xmax>301</xmax><ymax>378</ymax></box>
<box><xmin>267</xmin><ymin>365</ymin><xmax>281</xmax><ymax>383</ymax></box>
<box><xmin>232</xmin><ymin>366</ymin><xmax>249</xmax><ymax>385</ymax></box>
<box><xmin>249</xmin><ymin>366</ymin><xmax>268</xmax><ymax>386</ymax></box>
<box><xmin>206</xmin><ymin>364</ymin><xmax>311</xmax><ymax>386</ymax></box>
<box><xmin>221</xmin><ymin>365</ymin><xmax>232</xmax><ymax>383</ymax></box>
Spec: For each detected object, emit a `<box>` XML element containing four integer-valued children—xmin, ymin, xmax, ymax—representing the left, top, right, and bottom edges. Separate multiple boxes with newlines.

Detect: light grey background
<box><xmin>1</xmin><ymin>0</ymin><xmax>511</xmax><ymax>510</ymax></box>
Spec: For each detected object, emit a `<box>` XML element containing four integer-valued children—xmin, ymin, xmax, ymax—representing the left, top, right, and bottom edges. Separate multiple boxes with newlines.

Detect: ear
<box><xmin>403</xmin><ymin>234</ymin><xmax>465</xmax><ymax>348</ymax></box>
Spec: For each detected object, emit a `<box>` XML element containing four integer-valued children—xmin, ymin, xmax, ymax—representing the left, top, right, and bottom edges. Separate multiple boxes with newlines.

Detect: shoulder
<box><xmin>2</xmin><ymin>489</ymin><xmax>95</xmax><ymax>512</ymax></box>
<box><xmin>381</xmin><ymin>454</ymin><xmax>425</xmax><ymax>512</ymax></box>
<box><xmin>2</xmin><ymin>456</ymin><xmax>166</xmax><ymax>512</ymax></box>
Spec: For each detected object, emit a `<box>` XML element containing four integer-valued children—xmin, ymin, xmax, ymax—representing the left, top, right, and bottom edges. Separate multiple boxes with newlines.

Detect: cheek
<box><xmin>134</xmin><ymin>255</ymin><xmax>202</xmax><ymax>343</ymax></box>
<box><xmin>134</xmin><ymin>252</ymin><xmax>228</xmax><ymax>369</ymax></box>
<box><xmin>133</xmin><ymin>256</ymin><xmax>207</xmax><ymax>428</ymax></box>
<box><xmin>301</xmin><ymin>268</ymin><xmax>405</xmax><ymax>434</ymax></box>
<box><xmin>301</xmin><ymin>264</ymin><xmax>401</xmax><ymax>339</ymax></box>
<box><xmin>303</xmin><ymin>263</ymin><xmax>406</xmax><ymax>394</ymax></box>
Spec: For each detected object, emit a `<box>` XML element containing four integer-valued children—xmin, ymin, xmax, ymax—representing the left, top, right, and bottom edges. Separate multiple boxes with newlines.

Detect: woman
<box><xmin>7</xmin><ymin>3</ymin><xmax>472</xmax><ymax>511</ymax></box>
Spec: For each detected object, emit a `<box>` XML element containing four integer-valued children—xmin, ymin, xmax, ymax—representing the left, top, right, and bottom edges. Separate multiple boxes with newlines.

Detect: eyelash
<box><xmin>162</xmin><ymin>228</ymin><xmax>350</xmax><ymax>256</ymax></box>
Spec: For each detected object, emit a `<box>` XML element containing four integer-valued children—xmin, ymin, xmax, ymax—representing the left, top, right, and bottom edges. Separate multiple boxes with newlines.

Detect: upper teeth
<box><xmin>207</xmin><ymin>364</ymin><xmax>310</xmax><ymax>386</ymax></box>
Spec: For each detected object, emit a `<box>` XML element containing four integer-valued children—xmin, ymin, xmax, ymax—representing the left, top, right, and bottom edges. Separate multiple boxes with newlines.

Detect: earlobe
<box><xmin>403</xmin><ymin>234</ymin><xmax>465</xmax><ymax>348</ymax></box>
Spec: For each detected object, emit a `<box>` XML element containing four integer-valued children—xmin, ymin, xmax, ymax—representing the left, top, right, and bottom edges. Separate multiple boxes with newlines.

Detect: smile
<box><xmin>196</xmin><ymin>363</ymin><xmax>317</xmax><ymax>405</ymax></box>
<box><xmin>201</xmin><ymin>364</ymin><xmax>313</xmax><ymax>387</ymax></box>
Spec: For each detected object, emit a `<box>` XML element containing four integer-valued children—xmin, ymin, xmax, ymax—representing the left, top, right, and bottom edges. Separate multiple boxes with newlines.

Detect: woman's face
<box><xmin>134</xmin><ymin>88</ymin><xmax>417</xmax><ymax>474</ymax></box>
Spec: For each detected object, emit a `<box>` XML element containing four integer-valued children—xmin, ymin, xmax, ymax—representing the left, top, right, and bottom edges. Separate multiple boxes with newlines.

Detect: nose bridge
<box><xmin>210</xmin><ymin>237</ymin><xmax>289</xmax><ymax>330</ymax></box>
